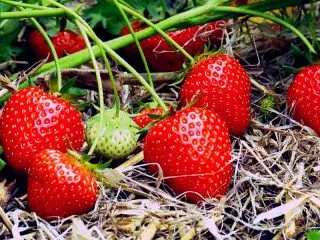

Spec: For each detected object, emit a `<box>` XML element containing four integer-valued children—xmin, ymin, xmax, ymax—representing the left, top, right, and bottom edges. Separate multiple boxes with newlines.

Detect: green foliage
<box><xmin>84</xmin><ymin>0</ymin><xmax>125</xmax><ymax>35</ymax></box>
<box><xmin>83</xmin><ymin>0</ymin><xmax>192</xmax><ymax>35</ymax></box>
<box><xmin>59</xmin><ymin>78</ymin><xmax>86</xmax><ymax>102</ymax></box>
<box><xmin>307</xmin><ymin>230</ymin><xmax>320</xmax><ymax>240</ymax></box>
<box><xmin>0</xmin><ymin>18</ymin><xmax>22</xmax><ymax>62</ymax></box>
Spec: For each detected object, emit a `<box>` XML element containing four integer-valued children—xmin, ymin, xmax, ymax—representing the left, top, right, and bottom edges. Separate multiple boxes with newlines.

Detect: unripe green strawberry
<box><xmin>86</xmin><ymin>109</ymin><xmax>139</xmax><ymax>159</ymax></box>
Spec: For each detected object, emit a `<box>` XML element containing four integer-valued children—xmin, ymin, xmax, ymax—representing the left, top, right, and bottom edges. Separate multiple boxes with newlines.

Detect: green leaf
<box><xmin>291</xmin><ymin>43</ymin><xmax>313</xmax><ymax>64</ymax></box>
<box><xmin>59</xmin><ymin>78</ymin><xmax>77</xmax><ymax>94</ymax></box>
<box><xmin>84</xmin><ymin>0</ymin><xmax>125</xmax><ymax>35</ymax></box>
<box><xmin>60</xmin><ymin>78</ymin><xmax>86</xmax><ymax>100</ymax></box>
<box><xmin>307</xmin><ymin>230</ymin><xmax>320</xmax><ymax>240</ymax></box>
<box><xmin>147</xmin><ymin>113</ymin><xmax>164</xmax><ymax>120</ymax></box>
<box><xmin>0</xmin><ymin>3</ymin><xmax>12</xmax><ymax>12</ymax></box>
<box><xmin>0</xmin><ymin>45</ymin><xmax>22</xmax><ymax>62</ymax></box>
<box><xmin>83</xmin><ymin>0</ymin><xmax>183</xmax><ymax>35</ymax></box>
<box><xmin>0</xmin><ymin>19</ymin><xmax>20</xmax><ymax>36</ymax></box>
<box><xmin>73</xmin><ymin>102</ymin><xmax>91</xmax><ymax>111</ymax></box>
<box><xmin>0</xmin><ymin>159</ymin><xmax>6</xmax><ymax>171</ymax></box>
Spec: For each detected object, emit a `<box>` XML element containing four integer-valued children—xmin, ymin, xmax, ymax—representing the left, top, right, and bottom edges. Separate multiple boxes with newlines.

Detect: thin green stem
<box><xmin>44</xmin><ymin>0</ymin><xmax>168</xmax><ymax>112</ymax></box>
<box><xmin>100</xmin><ymin>48</ymin><xmax>120</xmax><ymax>118</ymax></box>
<box><xmin>97</xmin><ymin>39</ymin><xmax>168</xmax><ymax>111</ymax></box>
<box><xmin>76</xmin><ymin>22</ymin><xmax>105</xmax><ymax>156</ymax></box>
<box><xmin>31</xmin><ymin>0</ymin><xmax>319</xmax><ymax>75</ymax></box>
<box><xmin>212</xmin><ymin>5</ymin><xmax>316</xmax><ymax>53</ymax></box>
<box><xmin>0</xmin><ymin>0</ymin><xmax>317</xmax><ymax>104</ymax></box>
<box><xmin>0</xmin><ymin>0</ymin><xmax>53</xmax><ymax>10</ymax></box>
<box><xmin>15</xmin><ymin>6</ymin><xmax>62</xmax><ymax>91</ymax></box>
<box><xmin>114</xmin><ymin>0</ymin><xmax>154</xmax><ymax>91</ymax></box>
<box><xmin>0</xmin><ymin>8</ymin><xmax>65</xmax><ymax>19</ymax></box>
<box><xmin>119</xmin><ymin>1</ymin><xmax>194</xmax><ymax>63</ymax></box>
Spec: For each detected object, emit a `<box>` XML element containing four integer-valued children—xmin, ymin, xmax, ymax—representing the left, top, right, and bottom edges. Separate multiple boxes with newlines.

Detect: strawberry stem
<box><xmin>0</xmin><ymin>0</ymin><xmax>317</xmax><ymax>104</ymax></box>
<box><xmin>44</xmin><ymin>0</ymin><xmax>168</xmax><ymax>112</ymax></box>
<box><xmin>212</xmin><ymin>5</ymin><xmax>316</xmax><ymax>53</ymax></box>
<box><xmin>114</xmin><ymin>0</ymin><xmax>154</xmax><ymax>91</ymax></box>
<box><xmin>0</xmin><ymin>8</ymin><xmax>65</xmax><ymax>19</ymax></box>
<box><xmin>76</xmin><ymin>21</ymin><xmax>105</xmax><ymax>156</ymax></box>
<box><xmin>118</xmin><ymin>0</ymin><xmax>195</xmax><ymax>63</ymax></box>
<box><xmin>14</xmin><ymin>5</ymin><xmax>62</xmax><ymax>92</ymax></box>
<box><xmin>100</xmin><ymin>48</ymin><xmax>120</xmax><ymax>118</ymax></box>
<box><xmin>0</xmin><ymin>0</ymin><xmax>53</xmax><ymax>10</ymax></box>
<box><xmin>28</xmin><ymin>0</ymin><xmax>315</xmax><ymax>80</ymax></box>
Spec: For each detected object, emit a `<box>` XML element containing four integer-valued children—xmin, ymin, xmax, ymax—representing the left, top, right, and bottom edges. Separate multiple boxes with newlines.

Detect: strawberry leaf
<box><xmin>0</xmin><ymin>18</ymin><xmax>22</xmax><ymax>61</ymax></box>
<box><xmin>147</xmin><ymin>113</ymin><xmax>164</xmax><ymax>120</ymax></box>
<box><xmin>60</xmin><ymin>78</ymin><xmax>86</xmax><ymax>101</ymax></box>
<box><xmin>84</xmin><ymin>0</ymin><xmax>124</xmax><ymax>35</ymax></box>
<box><xmin>308</xmin><ymin>230</ymin><xmax>320</xmax><ymax>240</ymax></box>
<box><xmin>0</xmin><ymin>159</ymin><xmax>6</xmax><ymax>171</ymax></box>
<box><xmin>73</xmin><ymin>102</ymin><xmax>91</xmax><ymax>111</ymax></box>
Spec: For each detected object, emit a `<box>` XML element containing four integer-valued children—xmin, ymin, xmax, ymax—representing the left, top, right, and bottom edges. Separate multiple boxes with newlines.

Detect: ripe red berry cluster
<box><xmin>0</xmin><ymin>87</ymin><xmax>98</xmax><ymax>219</ymax></box>
<box><xmin>2</xmin><ymin>18</ymin><xmax>314</xmax><ymax>220</ymax></box>
<box><xmin>134</xmin><ymin>54</ymin><xmax>251</xmax><ymax>202</ymax></box>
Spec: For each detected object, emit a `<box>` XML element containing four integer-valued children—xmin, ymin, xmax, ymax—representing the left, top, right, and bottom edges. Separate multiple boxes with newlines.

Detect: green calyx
<box><xmin>86</xmin><ymin>109</ymin><xmax>140</xmax><ymax>160</ymax></box>
<box><xmin>260</xmin><ymin>95</ymin><xmax>276</xmax><ymax>116</ymax></box>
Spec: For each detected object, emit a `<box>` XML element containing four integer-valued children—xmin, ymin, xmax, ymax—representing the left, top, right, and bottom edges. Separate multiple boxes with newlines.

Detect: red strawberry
<box><xmin>28</xmin><ymin>29</ymin><xmax>64</xmax><ymax>61</ymax></box>
<box><xmin>28</xmin><ymin>29</ymin><xmax>85</xmax><ymax>61</ymax></box>
<box><xmin>28</xmin><ymin>149</ymin><xmax>98</xmax><ymax>219</ymax></box>
<box><xmin>287</xmin><ymin>65</ymin><xmax>320</xmax><ymax>135</ymax></box>
<box><xmin>144</xmin><ymin>107</ymin><xmax>232</xmax><ymax>203</ymax></box>
<box><xmin>133</xmin><ymin>106</ymin><xmax>166</xmax><ymax>128</ymax></box>
<box><xmin>0</xmin><ymin>87</ymin><xmax>85</xmax><ymax>174</ymax></box>
<box><xmin>120</xmin><ymin>21</ymin><xmax>227</xmax><ymax>72</ymax></box>
<box><xmin>179</xmin><ymin>54</ymin><xmax>251</xmax><ymax>136</ymax></box>
<box><xmin>52</xmin><ymin>30</ymin><xmax>86</xmax><ymax>55</ymax></box>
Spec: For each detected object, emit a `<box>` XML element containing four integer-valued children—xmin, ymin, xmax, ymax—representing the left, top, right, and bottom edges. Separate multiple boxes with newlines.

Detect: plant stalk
<box><xmin>0</xmin><ymin>0</ymin><xmax>317</xmax><ymax>103</ymax></box>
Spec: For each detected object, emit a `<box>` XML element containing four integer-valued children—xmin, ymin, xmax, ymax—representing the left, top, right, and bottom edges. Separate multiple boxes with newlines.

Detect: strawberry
<box><xmin>120</xmin><ymin>21</ymin><xmax>227</xmax><ymax>72</ymax></box>
<box><xmin>86</xmin><ymin>109</ymin><xmax>140</xmax><ymax>160</ymax></box>
<box><xmin>287</xmin><ymin>65</ymin><xmax>320</xmax><ymax>135</ymax></box>
<box><xmin>28</xmin><ymin>29</ymin><xmax>86</xmax><ymax>61</ymax></box>
<box><xmin>144</xmin><ymin>107</ymin><xmax>232</xmax><ymax>203</ymax></box>
<box><xmin>27</xmin><ymin>149</ymin><xmax>98</xmax><ymax>219</ymax></box>
<box><xmin>52</xmin><ymin>30</ymin><xmax>86</xmax><ymax>55</ymax></box>
<box><xmin>0</xmin><ymin>87</ymin><xmax>85</xmax><ymax>174</ymax></box>
<box><xmin>179</xmin><ymin>54</ymin><xmax>251</xmax><ymax>136</ymax></box>
<box><xmin>28</xmin><ymin>29</ymin><xmax>64</xmax><ymax>61</ymax></box>
<box><xmin>133</xmin><ymin>106</ymin><xmax>166</xmax><ymax>128</ymax></box>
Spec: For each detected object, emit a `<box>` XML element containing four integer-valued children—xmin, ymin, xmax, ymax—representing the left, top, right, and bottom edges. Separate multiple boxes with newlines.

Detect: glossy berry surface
<box><xmin>287</xmin><ymin>64</ymin><xmax>320</xmax><ymax>135</ymax></box>
<box><xmin>0</xmin><ymin>87</ymin><xmax>85</xmax><ymax>174</ymax></box>
<box><xmin>28</xmin><ymin>149</ymin><xmax>98</xmax><ymax>219</ymax></box>
<box><xmin>144</xmin><ymin>108</ymin><xmax>233</xmax><ymax>203</ymax></box>
<box><xmin>120</xmin><ymin>21</ymin><xmax>227</xmax><ymax>72</ymax></box>
<box><xmin>179</xmin><ymin>54</ymin><xmax>251</xmax><ymax>135</ymax></box>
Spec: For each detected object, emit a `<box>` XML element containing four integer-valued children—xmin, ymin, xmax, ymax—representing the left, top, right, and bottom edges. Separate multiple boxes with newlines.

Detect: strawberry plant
<box><xmin>1</xmin><ymin>1</ymin><xmax>320</xmax><ymax>239</ymax></box>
